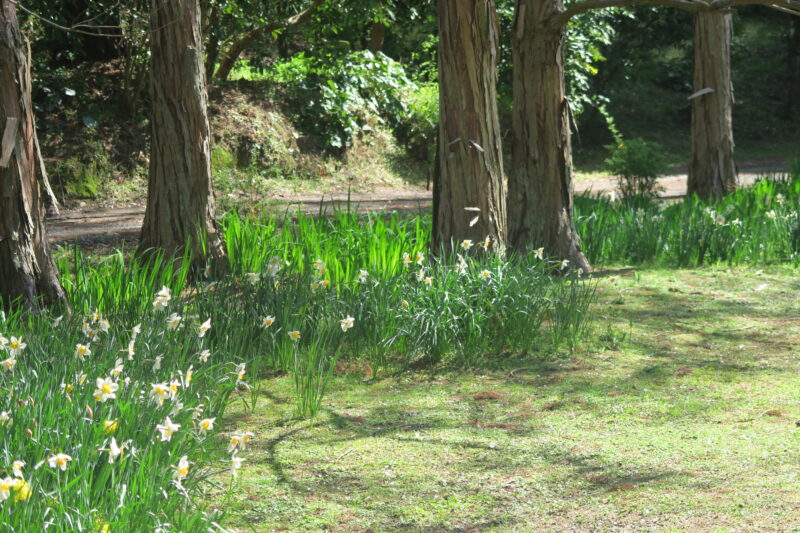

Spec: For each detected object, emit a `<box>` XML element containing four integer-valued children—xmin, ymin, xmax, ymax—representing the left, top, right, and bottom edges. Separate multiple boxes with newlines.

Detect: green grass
<box><xmin>5</xmin><ymin>167</ymin><xmax>800</xmax><ymax>531</ymax></box>
<box><xmin>575</xmin><ymin>171</ymin><xmax>800</xmax><ymax>267</ymax></box>
<box><xmin>213</xmin><ymin>265</ymin><xmax>800</xmax><ymax>532</ymax></box>
<box><xmin>0</xmin><ymin>210</ymin><xmax>594</xmax><ymax>531</ymax></box>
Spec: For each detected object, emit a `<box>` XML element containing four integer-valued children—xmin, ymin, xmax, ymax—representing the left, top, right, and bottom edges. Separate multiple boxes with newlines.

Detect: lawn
<box><xmin>214</xmin><ymin>265</ymin><xmax>800</xmax><ymax>532</ymax></box>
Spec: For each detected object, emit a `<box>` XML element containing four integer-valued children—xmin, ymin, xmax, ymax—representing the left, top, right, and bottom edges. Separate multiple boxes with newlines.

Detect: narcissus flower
<box><xmin>75</xmin><ymin>344</ymin><xmax>91</xmax><ymax>359</ymax></box>
<box><xmin>340</xmin><ymin>316</ymin><xmax>355</xmax><ymax>332</ymax></box>
<box><xmin>479</xmin><ymin>270</ymin><xmax>491</xmax><ymax>280</ymax></box>
<box><xmin>402</xmin><ymin>252</ymin><xmax>411</xmax><ymax>266</ymax></box>
<box><xmin>93</xmin><ymin>377</ymin><xmax>119</xmax><ymax>403</ymax></box>
<box><xmin>174</xmin><ymin>456</ymin><xmax>189</xmax><ymax>481</ymax></box>
<box><xmin>103</xmin><ymin>419</ymin><xmax>119</xmax><ymax>435</ymax></box>
<box><xmin>153</xmin><ymin>286</ymin><xmax>171</xmax><ymax>308</ymax></box>
<box><xmin>415</xmin><ymin>251</ymin><xmax>424</xmax><ymax>265</ymax></box>
<box><xmin>166</xmin><ymin>313</ymin><xmax>182</xmax><ymax>330</ymax></box>
<box><xmin>105</xmin><ymin>437</ymin><xmax>124</xmax><ymax>464</ymax></box>
<box><xmin>47</xmin><ymin>453</ymin><xmax>72</xmax><ymax>471</ymax></box>
<box><xmin>0</xmin><ymin>477</ymin><xmax>12</xmax><ymax>501</ymax></box>
<box><xmin>12</xmin><ymin>478</ymin><xmax>30</xmax><ymax>502</ymax></box>
<box><xmin>235</xmin><ymin>363</ymin><xmax>246</xmax><ymax>384</ymax></box>
<box><xmin>228</xmin><ymin>431</ymin><xmax>254</xmax><ymax>453</ymax></box>
<box><xmin>534</xmin><ymin>248</ymin><xmax>544</xmax><ymax>260</ymax></box>
<box><xmin>199</xmin><ymin>319</ymin><xmax>211</xmax><ymax>338</ymax></box>
<box><xmin>460</xmin><ymin>240</ymin><xmax>473</xmax><ymax>250</ymax></box>
<box><xmin>1</xmin><ymin>357</ymin><xmax>16</xmax><ymax>371</ymax></box>
<box><xmin>199</xmin><ymin>418</ymin><xmax>215</xmax><ymax>432</ymax></box>
<box><xmin>260</xmin><ymin>316</ymin><xmax>275</xmax><ymax>329</ymax></box>
<box><xmin>8</xmin><ymin>337</ymin><xmax>26</xmax><ymax>356</ymax></box>
<box><xmin>11</xmin><ymin>460</ymin><xmax>24</xmax><ymax>478</ymax></box>
<box><xmin>198</xmin><ymin>349</ymin><xmax>211</xmax><ymax>363</ymax></box>
<box><xmin>358</xmin><ymin>269</ymin><xmax>368</xmax><ymax>283</ymax></box>
<box><xmin>246</xmin><ymin>272</ymin><xmax>260</xmax><ymax>284</ymax></box>
<box><xmin>150</xmin><ymin>383</ymin><xmax>170</xmax><ymax>405</ymax></box>
<box><xmin>156</xmin><ymin>417</ymin><xmax>180</xmax><ymax>442</ymax></box>
<box><xmin>288</xmin><ymin>330</ymin><xmax>301</xmax><ymax>341</ymax></box>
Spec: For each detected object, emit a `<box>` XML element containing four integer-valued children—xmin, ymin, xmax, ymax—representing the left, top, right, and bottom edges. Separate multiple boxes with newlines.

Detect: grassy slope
<box><xmin>212</xmin><ymin>265</ymin><xmax>800</xmax><ymax>532</ymax></box>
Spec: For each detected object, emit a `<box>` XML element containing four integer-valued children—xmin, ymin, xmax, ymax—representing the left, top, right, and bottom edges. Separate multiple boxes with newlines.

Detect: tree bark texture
<box><xmin>687</xmin><ymin>11</ymin><xmax>737</xmax><ymax>199</ymax></box>
<box><xmin>508</xmin><ymin>0</ymin><xmax>589</xmax><ymax>272</ymax></box>
<box><xmin>140</xmin><ymin>0</ymin><xmax>227</xmax><ymax>270</ymax></box>
<box><xmin>0</xmin><ymin>0</ymin><xmax>65</xmax><ymax>308</ymax></box>
<box><xmin>369</xmin><ymin>21</ymin><xmax>387</xmax><ymax>52</ymax></box>
<box><xmin>434</xmin><ymin>0</ymin><xmax>507</xmax><ymax>253</ymax></box>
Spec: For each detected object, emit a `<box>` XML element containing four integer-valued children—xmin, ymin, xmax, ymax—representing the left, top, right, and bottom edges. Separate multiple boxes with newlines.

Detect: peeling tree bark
<box><xmin>0</xmin><ymin>0</ymin><xmax>65</xmax><ymax>308</ymax></box>
<box><xmin>140</xmin><ymin>0</ymin><xmax>227</xmax><ymax>270</ymax></box>
<box><xmin>687</xmin><ymin>11</ymin><xmax>737</xmax><ymax>199</ymax></box>
<box><xmin>508</xmin><ymin>0</ymin><xmax>589</xmax><ymax>272</ymax></box>
<box><xmin>434</xmin><ymin>0</ymin><xmax>507</xmax><ymax>254</ymax></box>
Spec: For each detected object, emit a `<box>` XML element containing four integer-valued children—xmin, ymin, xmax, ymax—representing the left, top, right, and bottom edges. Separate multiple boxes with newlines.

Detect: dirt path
<box><xmin>46</xmin><ymin>160</ymin><xmax>789</xmax><ymax>247</ymax></box>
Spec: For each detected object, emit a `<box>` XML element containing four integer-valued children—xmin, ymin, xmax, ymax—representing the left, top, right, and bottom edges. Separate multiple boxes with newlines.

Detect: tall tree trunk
<box><xmin>203</xmin><ymin>3</ymin><xmax>221</xmax><ymax>82</ymax></box>
<box><xmin>369</xmin><ymin>18</ymin><xmax>387</xmax><ymax>53</ymax></box>
<box><xmin>786</xmin><ymin>18</ymin><xmax>800</xmax><ymax>122</ymax></box>
<box><xmin>140</xmin><ymin>0</ymin><xmax>227</xmax><ymax>271</ymax></box>
<box><xmin>508</xmin><ymin>0</ymin><xmax>589</xmax><ymax>272</ymax></box>
<box><xmin>687</xmin><ymin>11</ymin><xmax>737</xmax><ymax>199</ymax></box>
<box><xmin>434</xmin><ymin>0</ymin><xmax>506</xmax><ymax>253</ymax></box>
<box><xmin>0</xmin><ymin>0</ymin><xmax>65</xmax><ymax>308</ymax></box>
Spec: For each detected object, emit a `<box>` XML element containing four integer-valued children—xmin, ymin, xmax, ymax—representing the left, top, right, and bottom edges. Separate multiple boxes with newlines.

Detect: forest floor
<box><xmin>209</xmin><ymin>265</ymin><xmax>800</xmax><ymax>532</ymax></box>
<box><xmin>46</xmin><ymin>158</ymin><xmax>789</xmax><ymax>248</ymax></box>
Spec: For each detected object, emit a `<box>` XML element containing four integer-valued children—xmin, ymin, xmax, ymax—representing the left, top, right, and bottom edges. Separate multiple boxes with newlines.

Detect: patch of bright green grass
<box><xmin>214</xmin><ymin>265</ymin><xmax>800</xmax><ymax>531</ymax></box>
<box><xmin>576</xmin><ymin>173</ymin><xmax>800</xmax><ymax>267</ymax></box>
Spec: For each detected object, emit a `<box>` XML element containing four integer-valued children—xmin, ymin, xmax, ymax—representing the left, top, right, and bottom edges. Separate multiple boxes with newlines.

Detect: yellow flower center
<box><xmin>101</xmin><ymin>383</ymin><xmax>112</xmax><ymax>394</ymax></box>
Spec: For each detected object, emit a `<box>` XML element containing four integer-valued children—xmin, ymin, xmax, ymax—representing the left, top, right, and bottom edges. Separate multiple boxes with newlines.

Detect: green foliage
<box><xmin>395</xmin><ymin>82</ymin><xmax>438</xmax><ymax>162</ymax></box>
<box><xmin>576</xmin><ymin>169</ymin><xmax>800</xmax><ymax>266</ymax></box>
<box><xmin>275</xmin><ymin>51</ymin><xmax>415</xmax><ymax>151</ymax></box>
<box><xmin>603</xmin><ymin>138</ymin><xmax>671</xmax><ymax>200</ymax></box>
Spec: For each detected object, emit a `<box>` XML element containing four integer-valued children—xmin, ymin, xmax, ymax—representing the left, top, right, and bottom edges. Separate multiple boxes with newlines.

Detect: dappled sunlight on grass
<box><xmin>215</xmin><ymin>265</ymin><xmax>800</xmax><ymax>532</ymax></box>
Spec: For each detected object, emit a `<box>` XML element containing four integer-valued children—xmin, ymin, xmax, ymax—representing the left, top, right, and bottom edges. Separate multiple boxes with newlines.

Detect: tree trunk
<box><xmin>0</xmin><ymin>0</ymin><xmax>65</xmax><ymax>308</ymax></box>
<box><xmin>214</xmin><ymin>31</ymin><xmax>257</xmax><ymax>81</ymax></box>
<box><xmin>434</xmin><ymin>0</ymin><xmax>506</xmax><ymax>254</ymax></box>
<box><xmin>687</xmin><ymin>11</ymin><xmax>737</xmax><ymax>199</ymax></box>
<box><xmin>786</xmin><ymin>18</ymin><xmax>800</xmax><ymax>122</ymax></box>
<box><xmin>508</xmin><ymin>0</ymin><xmax>589</xmax><ymax>272</ymax></box>
<box><xmin>369</xmin><ymin>21</ymin><xmax>387</xmax><ymax>53</ymax></box>
<box><xmin>140</xmin><ymin>0</ymin><xmax>227</xmax><ymax>271</ymax></box>
<box><xmin>203</xmin><ymin>3</ymin><xmax>221</xmax><ymax>82</ymax></box>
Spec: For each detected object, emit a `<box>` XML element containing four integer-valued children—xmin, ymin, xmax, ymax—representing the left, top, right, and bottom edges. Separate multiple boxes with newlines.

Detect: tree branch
<box><xmin>213</xmin><ymin>0</ymin><xmax>326</xmax><ymax>81</ymax></box>
<box><xmin>551</xmin><ymin>0</ymin><xmax>800</xmax><ymax>27</ymax></box>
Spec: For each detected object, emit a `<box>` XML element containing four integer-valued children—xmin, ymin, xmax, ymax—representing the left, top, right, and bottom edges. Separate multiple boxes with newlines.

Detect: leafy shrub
<box><xmin>395</xmin><ymin>82</ymin><xmax>438</xmax><ymax>162</ymax></box>
<box><xmin>275</xmin><ymin>51</ymin><xmax>415</xmax><ymax>151</ymax></box>
<box><xmin>604</xmin><ymin>138</ymin><xmax>670</xmax><ymax>200</ymax></box>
